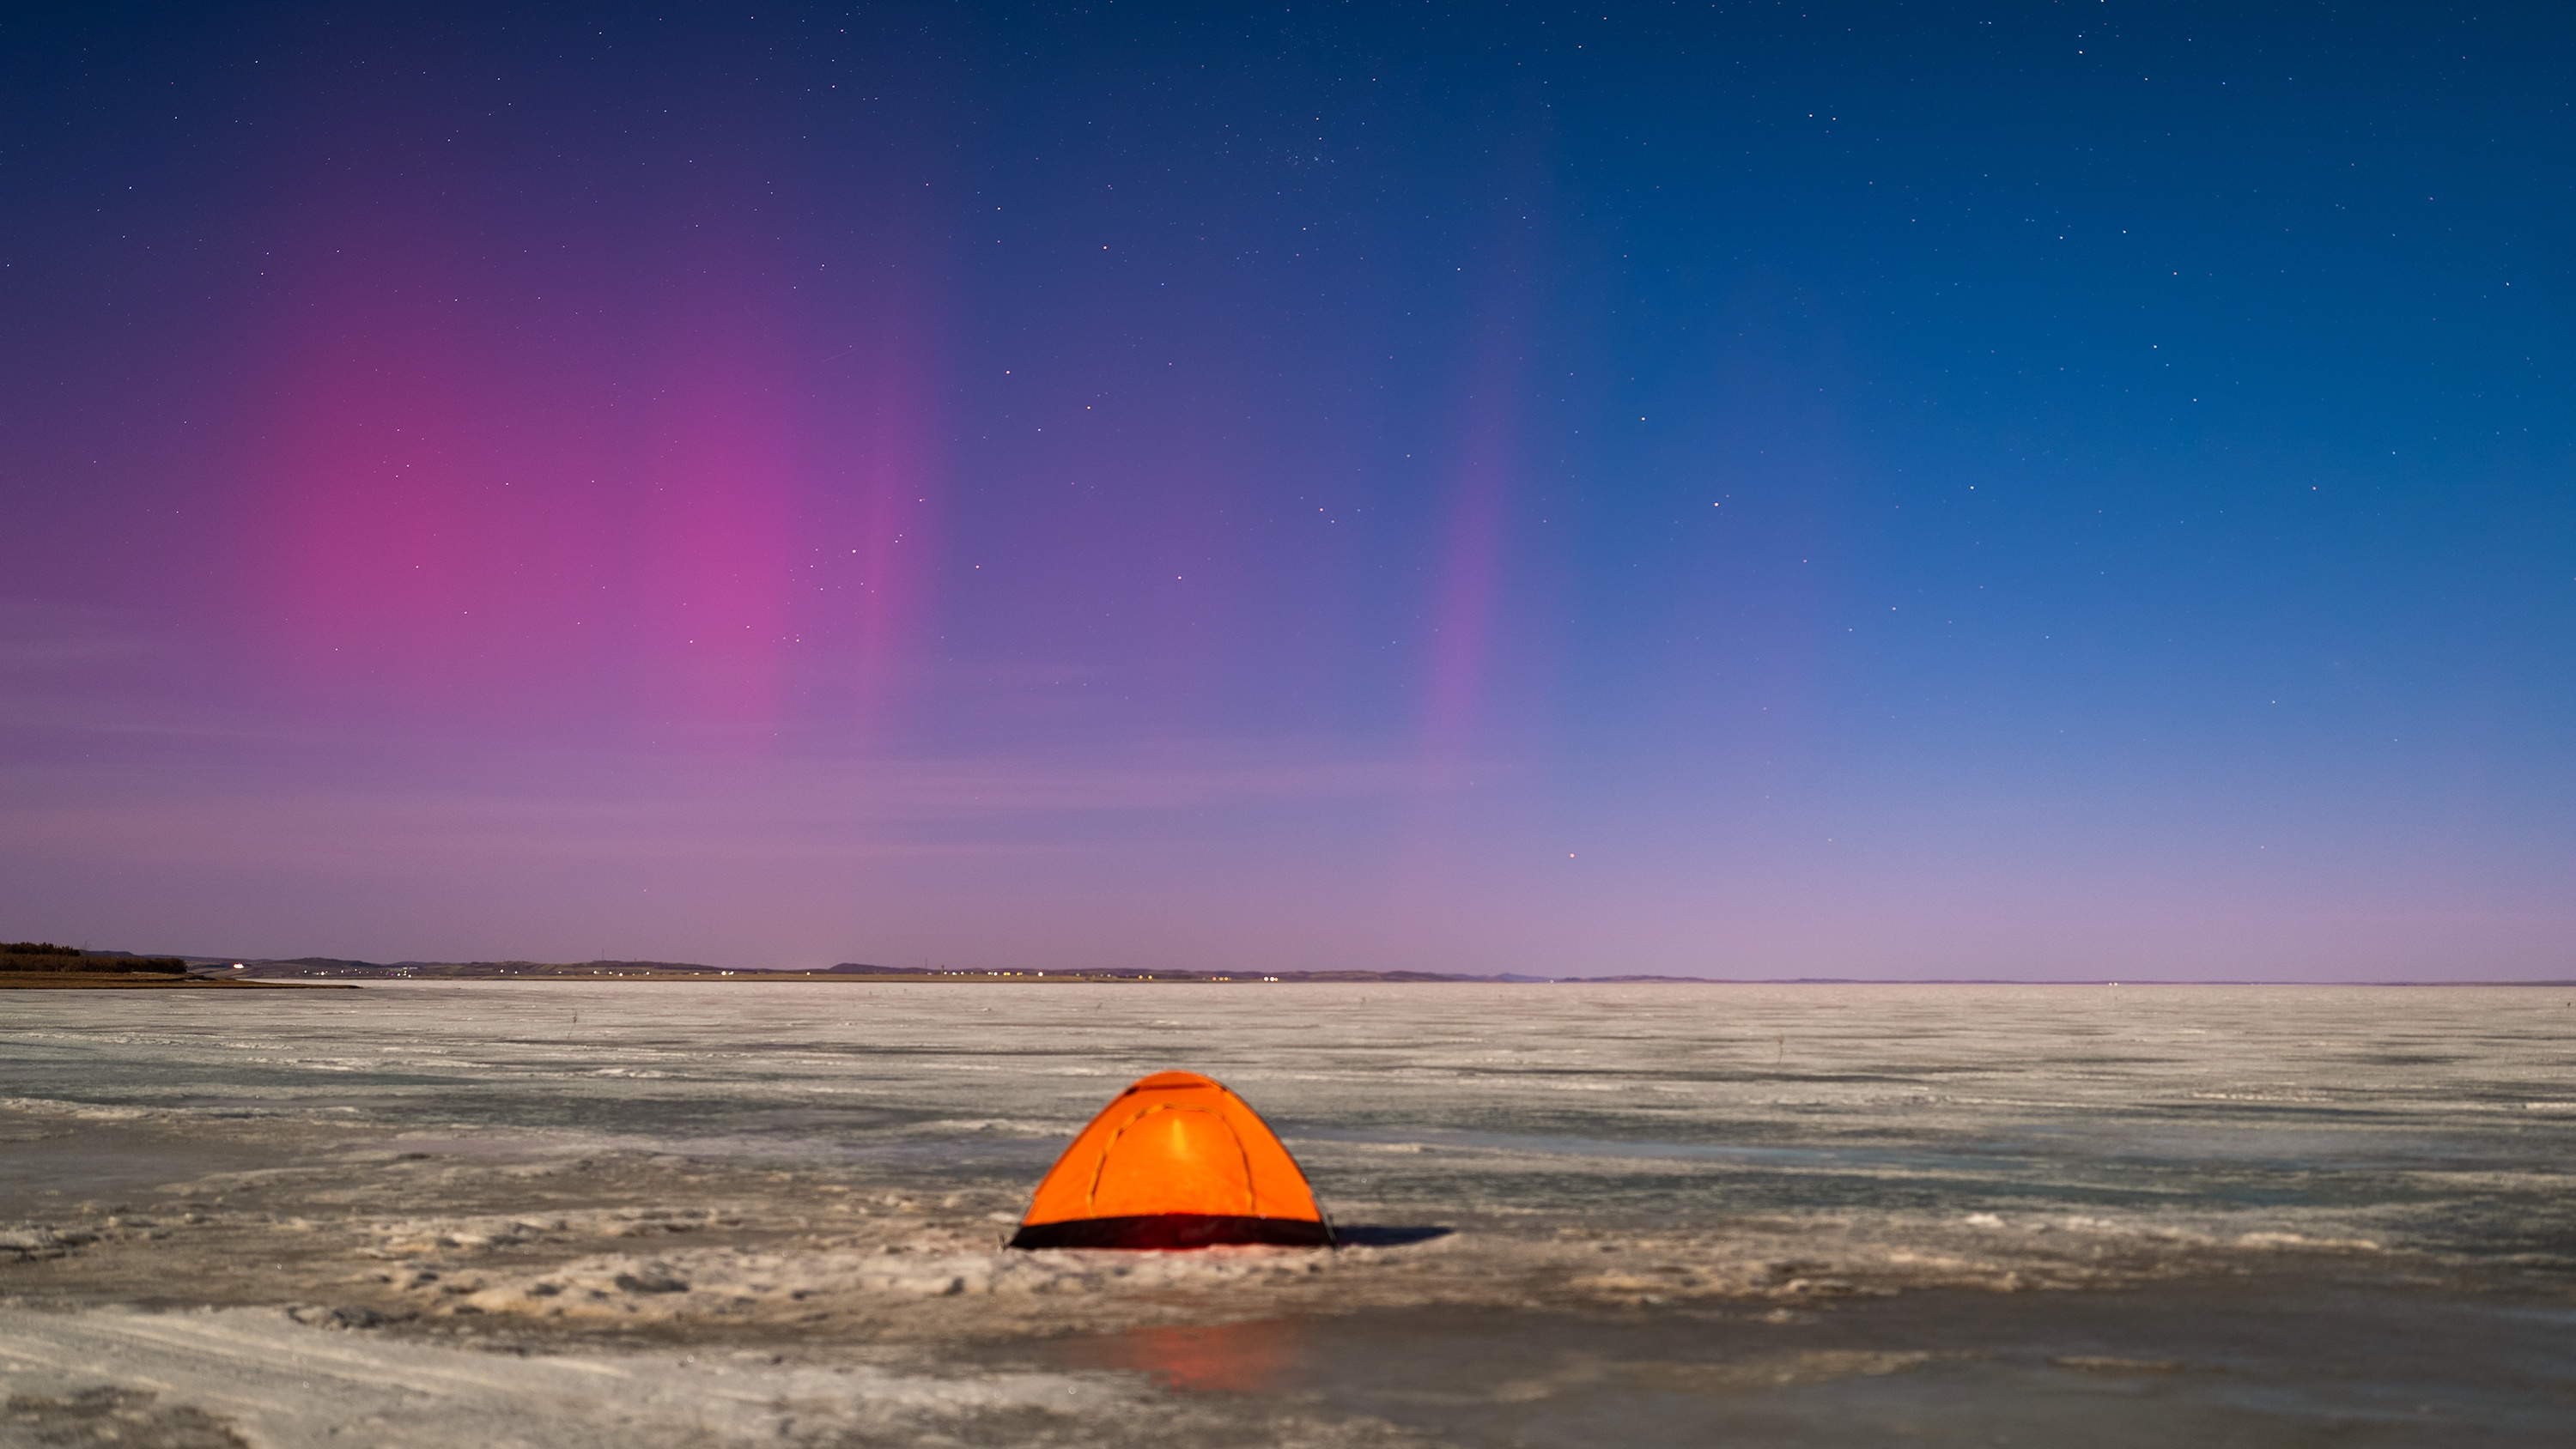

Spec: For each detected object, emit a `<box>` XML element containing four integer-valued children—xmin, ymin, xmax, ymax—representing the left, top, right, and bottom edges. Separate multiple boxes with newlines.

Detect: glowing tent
<box><xmin>1008</xmin><ymin>1070</ymin><xmax>1334</xmax><ymax>1249</ymax></box>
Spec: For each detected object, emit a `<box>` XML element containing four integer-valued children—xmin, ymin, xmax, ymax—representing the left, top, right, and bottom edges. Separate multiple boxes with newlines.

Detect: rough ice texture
<box><xmin>3</xmin><ymin>983</ymin><xmax>2572</xmax><ymax>1444</ymax></box>
<box><xmin>0</xmin><ymin>1306</ymin><xmax>1437</xmax><ymax>1449</ymax></box>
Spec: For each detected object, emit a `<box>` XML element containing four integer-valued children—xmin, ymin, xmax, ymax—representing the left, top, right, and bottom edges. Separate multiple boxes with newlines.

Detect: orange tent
<box><xmin>1009</xmin><ymin>1070</ymin><xmax>1334</xmax><ymax>1249</ymax></box>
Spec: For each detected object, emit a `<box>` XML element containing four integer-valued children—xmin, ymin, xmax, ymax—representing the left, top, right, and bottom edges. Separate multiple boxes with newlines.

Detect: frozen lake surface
<box><xmin>3</xmin><ymin>982</ymin><xmax>2573</xmax><ymax>1446</ymax></box>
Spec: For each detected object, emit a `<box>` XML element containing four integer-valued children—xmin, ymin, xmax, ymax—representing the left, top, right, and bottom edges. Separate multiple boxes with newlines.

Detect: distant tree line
<box><xmin>1</xmin><ymin>942</ymin><xmax>188</xmax><ymax>973</ymax></box>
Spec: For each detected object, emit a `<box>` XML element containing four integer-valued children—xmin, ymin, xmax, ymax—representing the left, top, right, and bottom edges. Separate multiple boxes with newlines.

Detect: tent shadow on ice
<box><xmin>1008</xmin><ymin>1071</ymin><xmax>1336</xmax><ymax>1250</ymax></box>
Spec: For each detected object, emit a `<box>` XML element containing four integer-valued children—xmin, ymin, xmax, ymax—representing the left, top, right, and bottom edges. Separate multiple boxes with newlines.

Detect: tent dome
<box><xmin>1008</xmin><ymin>1070</ymin><xmax>1334</xmax><ymax>1249</ymax></box>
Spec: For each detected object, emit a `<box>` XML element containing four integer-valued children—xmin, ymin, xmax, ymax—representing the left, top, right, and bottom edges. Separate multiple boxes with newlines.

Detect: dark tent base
<box><xmin>1008</xmin><ymin>1214</ymin><xmax>1336</xmax><ymax>1251</ymax></box>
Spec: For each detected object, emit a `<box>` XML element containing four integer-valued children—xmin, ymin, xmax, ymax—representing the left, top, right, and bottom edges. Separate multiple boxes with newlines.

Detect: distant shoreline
<box><xmin>0</xmin><ymin>972</ymin><xmax>355</xmax><ymax>991</ymax></box>
<box><xmin>21</xmin><ymin>945</ymin><xmax>2571</xmax><ymax>990</ymax></box>
<box><xmin>1</xmin><ymin>942</ymin><xmax>361</xmax><ymax>990</ymax></box>
<box><xmin>149</xmin><ymin>961</ymin><xmax>2576</xmax><ymax>989</ymax></box>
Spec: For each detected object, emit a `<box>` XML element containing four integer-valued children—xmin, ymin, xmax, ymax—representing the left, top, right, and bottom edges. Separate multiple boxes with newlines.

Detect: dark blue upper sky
<box><xmin>3</xmin><ymin>3</ymin><xmax>2569</xmax><ymax>977</ymax></box>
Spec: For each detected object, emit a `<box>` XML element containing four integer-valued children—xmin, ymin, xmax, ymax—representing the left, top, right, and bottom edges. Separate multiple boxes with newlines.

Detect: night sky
<box><xmin>4</xmin><ymin>3</ymin><xmax>2569</xmax><ymax>979</ymax></box>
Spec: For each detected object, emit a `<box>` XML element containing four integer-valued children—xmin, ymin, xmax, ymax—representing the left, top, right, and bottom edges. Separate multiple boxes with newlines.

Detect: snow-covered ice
<box><xmin>4</xmin><ymin>982</ymin><xmax>2573</xmax><ymax>1445</ymax></box>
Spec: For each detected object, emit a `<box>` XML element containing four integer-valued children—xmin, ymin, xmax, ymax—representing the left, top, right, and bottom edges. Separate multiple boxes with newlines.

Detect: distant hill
<box><xmin>2</xmin><ymin>942</ymin><xmax>187</xmax><ymax>974</ymax></box>
<box><xmin>17</xmin><ymin>943</ymin><xmax>2567</xmax><ymax>985</ymax></box>
<box><xmin>10</xmin><ymin>943</ymin><xmax>1741</xmax><ymax>984</ymax></box>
